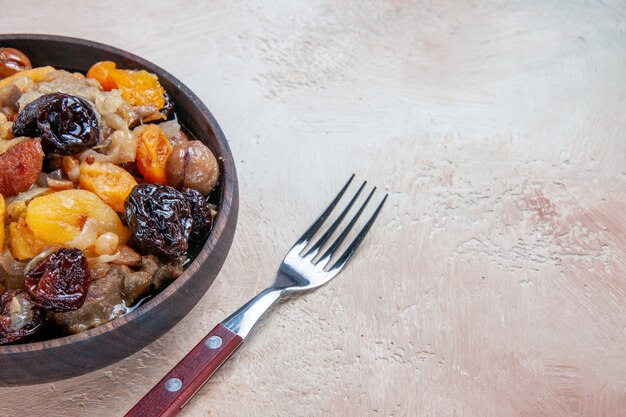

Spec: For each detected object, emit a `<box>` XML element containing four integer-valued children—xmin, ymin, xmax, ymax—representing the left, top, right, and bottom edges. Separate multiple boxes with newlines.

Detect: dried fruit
<box><xmin>0</xmin><ymin>48</ymin><xmax>32</xmax><ymax>80</ymax></box>
<box><xmin>125</xmin><ymin>184</ymin><xmax>192</xmax><ymax>258</ymax></box>
<box><xmin>26</xmin><ymin>189</ymin><xmax>130</xmax><ymax>245</ymax></box>
<box><xmin>78</xmin><ymin>161</ymin><xmax>138</xmax><ymax>212</ymax></box>
<box><xmin>86</xmin><ymin>61</ymin><xmax>166</xmax><ymax>109</ymax></box>
<box><xmin>25</xmin><ymin>248</ymin><xmax>90</xmax><ymax>312</ymax></box>
<box><xmin>0</xmin><ymin>66</ymin><xmax>54</xmax><ymax>89</ymax></box>
<box><xmin>0</xmin><ymin>290</ymin><xmax>44</xmax><ymax>344</ymax></box>
<box><xmin>182</xmin><ymin>188</ymin><xmax>213</xmax><ymax>242</ymax></box>
<box><xmin>135</xmin><ymin>124</ymin><xmax>172</xmax><ymax>184</ymax></box>
<box><xmin>165</xmin><ymin>140</ymin><xmax>219</xmax><ymax>195</ymax></box>
<box><xmin>12</xmin><ymin>93</ymin><xmax>99</xmax><ymax>155</ymax></box>
<box><xmin>0</xmin><ymin>138</ymin><xmax>44</xmax><ymax>197</ymax></box>
<box><xmin>9</xmin><ymin>217</ymin><xmax>47</xmax><ymax>260</ymax></box>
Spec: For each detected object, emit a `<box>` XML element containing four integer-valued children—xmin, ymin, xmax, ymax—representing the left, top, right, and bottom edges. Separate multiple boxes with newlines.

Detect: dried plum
<box><xmin>13</xmin><ymin>93</ymin><xmax>99</xmax><ymax>155</ymax></box>
<box><xmin>183</xmin><ymin>187</ymin><xmax>213</xmax><ymax>242</ymax></box>
<box><xmin>125</xmin><ymin>183</ymin><xmax>192</xmax><ymax>259</ymax></box>
<box><xmin>0</xmin><ymin>290</ymin><xmax>44</xmax><ymax>344</ymax></box>
<box><xmin>25</xmin><ymin>248</ymin><xmax>91</xmax><ymax>312</ymax></box>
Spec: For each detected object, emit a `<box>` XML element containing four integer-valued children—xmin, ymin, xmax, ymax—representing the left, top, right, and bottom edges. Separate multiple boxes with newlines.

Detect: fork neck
<box><xmin>221</xmin><ymin>286</ymin><xmax>286</xmax><ymax>339</ymax></box>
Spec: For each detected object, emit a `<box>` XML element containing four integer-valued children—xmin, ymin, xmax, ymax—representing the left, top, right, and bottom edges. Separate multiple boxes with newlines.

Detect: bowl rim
<box><xmin>0</xmin><ymin>34</ymin><xmax>237</xmax><ymax>354</ymax></box>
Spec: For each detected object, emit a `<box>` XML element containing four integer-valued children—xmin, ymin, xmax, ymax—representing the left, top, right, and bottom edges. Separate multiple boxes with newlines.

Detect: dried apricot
<box><xmin>0</xmin><ymin>66</ymin><xmax>54</xmax><ymax>89</ymax></box>
<box><xmin>26</xmin><ymin>189</ymin><xmax>130</xmax><ymax>245</ymax></box>
<box><xmin>78</xmin><ymin>161</ymin><xmax>138</xmax><ymax>212</ymax></box>
<box><xmin>135</xmin><ymin>124</ymin><xmax>172</xmax><ymax>184</ymax></box>
<box><xmin>87</xmin><ymin>61</ymin><xmax>165</xmax><ymax>108</ymax></box>
<box><xmin>9</xmin><ymin>217</ymin><xmax>47</xmax><ymax>260</ymax></box>
<box><xmin>85</xmin><ymin>61</ymin><xmax>117</xmax><ymax>91</ymax></box>
<box><xmin>0</xmin><ymin>138</ymin><xmax>44</xmax><ymax>197</ymax></box>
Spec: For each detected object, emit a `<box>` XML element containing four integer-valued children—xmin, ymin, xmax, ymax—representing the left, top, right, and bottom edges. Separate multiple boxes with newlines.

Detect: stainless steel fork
<box><xmin>125</xmin><ymin>175</ymin><xmax>387</xmax><ymax>417</ymax></box>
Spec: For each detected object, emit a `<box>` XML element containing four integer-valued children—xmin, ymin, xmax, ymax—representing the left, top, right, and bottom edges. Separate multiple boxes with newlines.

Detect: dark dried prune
<box><xmin>182</xmin><ymin>188</ymin><xmax>213</xmax><ymax>242</ymax></box>
<box><xmin>25</xmin><ymin>248</ymin><xmax>91</xmax><ymax>312</ymax></box>
<box><xmin>13</xmin><ymin>93</ymin><xmax>99</xmax><ymax>155</ymax></box>
<box><xmin>125</xmin><ymin>183</ymin><xmax>192</xmax><ymax>259</ymax></box>
<box><xmin>0</xmin><ymin>290</ymin><xmax>44</xmax><ymax>345</ymax></box>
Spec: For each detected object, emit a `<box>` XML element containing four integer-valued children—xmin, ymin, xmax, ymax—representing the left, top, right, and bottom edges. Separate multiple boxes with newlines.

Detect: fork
<box><xmin>125</xmin><ymin>175</ymin><xmax>387</xmax><ymax>417</ymax></box>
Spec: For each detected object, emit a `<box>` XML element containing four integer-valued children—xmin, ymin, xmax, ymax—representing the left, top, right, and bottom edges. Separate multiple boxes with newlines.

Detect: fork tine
<box><xmin>303</xmin><ymin>180</ymin><xmax>366</xmax><ymax>259</ymax></box>
<box><xmin>324</xmin><ymin>193</ymin><xmax>388</xmax><ymax>273</ymax></box>
<box><xmin>315</xmin><ymin>186</ymin><xmax>377</xmax><ymax>268</ymax></box>
<box><xmin>292</xmin><ymin>174</ymin><xmax>355</xmax><ymax>249</ymax></box>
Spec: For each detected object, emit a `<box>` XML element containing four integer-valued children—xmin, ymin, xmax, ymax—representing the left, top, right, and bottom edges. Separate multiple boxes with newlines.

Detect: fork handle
<box><xmin>124</xmin><ymin>323</ymin><xmax>243</xmax><ymax>417</ymax></box>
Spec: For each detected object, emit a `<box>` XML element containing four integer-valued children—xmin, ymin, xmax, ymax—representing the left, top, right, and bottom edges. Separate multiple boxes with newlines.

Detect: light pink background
<box><xmin>1</xmin><ymin>1</ymin><xmax>625</xmax><ymax>416</ymax></box>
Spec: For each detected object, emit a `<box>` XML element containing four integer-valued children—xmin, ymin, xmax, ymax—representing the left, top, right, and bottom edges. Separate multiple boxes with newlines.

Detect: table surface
<box><xmin>2</xmin><ymin>1</ymin><xmax>626</xmax><ymax>416</ymax></box>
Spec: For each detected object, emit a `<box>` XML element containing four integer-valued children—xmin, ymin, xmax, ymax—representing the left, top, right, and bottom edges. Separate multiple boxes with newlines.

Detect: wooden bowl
<box><xmin>0</xmin><ymin>34</ymin><xmax>238</xmax><ymax>386</ymax></box>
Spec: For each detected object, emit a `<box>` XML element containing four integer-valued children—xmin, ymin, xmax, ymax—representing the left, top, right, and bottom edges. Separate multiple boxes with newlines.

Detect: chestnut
<box><xmin>0</xmin><ymin>48</ymin><xmax>32</xmax><ymax>79</ymax></box>
<box><xmin>165</xmin><ymin>141</ymin><xmax>219</xmax><ymax>195</ymax></box>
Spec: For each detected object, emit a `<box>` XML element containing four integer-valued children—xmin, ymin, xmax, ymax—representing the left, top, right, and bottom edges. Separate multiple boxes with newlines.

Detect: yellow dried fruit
<box><xmin>78</xmin><ymin>161</ymin><xmax>137</xmax><ymax>212</ymax></box>
<box><xmin>9</xmin><ymin>217</ymin><xmax>47</xmax><ymax>260</ymax></box>
<box><xmin>0</xmin><ymin>66</ymin><xmax>54</xmax><ymax>88</ymax></box>
<box><xmin>86</xmin><ymin>61</ymin><xmax>166</xmax><ymax>108</ymax></box>
<box><xmin>26</xmin><ymin>189</ymin><xmax>130</xmax><ymax>245</ymax></box>
<box><xmin>135</xmin><ymin>124</ymin><xmax>172</xmax><ymax>184</ymax></box>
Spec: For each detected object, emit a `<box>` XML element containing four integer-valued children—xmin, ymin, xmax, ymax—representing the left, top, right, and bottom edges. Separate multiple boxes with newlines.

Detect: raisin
<box><xmin>12</xmin><ymin>93</ymin><xmax>99</xmax><ymax>155</ymax></box>
<box><xmin>0</xmin><ymin>290</ymin><xmax>44</xmax><ymax>344</ymax></box>
<box><xmin>183</xmin><ymin>188</ymin><xmax>213</xmax><ymax>242</ymax></box>
<box><xmin>125</xmin><ymin>184</ymin><xmax>192</xmax><ymax>259</ymax></box>
<box><xmin>25</xmin><ymin>248</ymin><xmax>91</xmax><ymax>312</ymax></box>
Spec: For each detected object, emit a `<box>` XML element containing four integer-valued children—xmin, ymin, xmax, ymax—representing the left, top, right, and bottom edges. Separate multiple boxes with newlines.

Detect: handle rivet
<box><xmin>165</xmin><ymin>378</ymin><xmax>183</xmax><ymax>392</ymax></box>
<box><xmin>205</xmin><ymin>335</ymin><xmax>223</xmax><ymax>349</ymax></box>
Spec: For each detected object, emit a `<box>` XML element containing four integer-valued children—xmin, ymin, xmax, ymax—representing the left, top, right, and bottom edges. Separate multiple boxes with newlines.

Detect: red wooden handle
<box><xmin>124</xmin><ymin>323</ymin><xmax>243</xmax><ymax>417</ymax></box>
